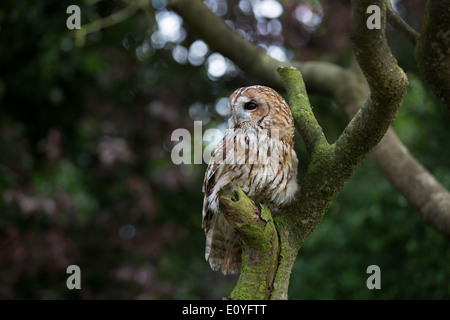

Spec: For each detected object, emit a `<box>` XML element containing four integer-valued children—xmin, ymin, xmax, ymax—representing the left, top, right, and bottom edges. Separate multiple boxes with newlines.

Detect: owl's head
<box><xmin>227</xmin><ymin>85</ymin><xmax>295</xmax><ymax>139</ymax></box>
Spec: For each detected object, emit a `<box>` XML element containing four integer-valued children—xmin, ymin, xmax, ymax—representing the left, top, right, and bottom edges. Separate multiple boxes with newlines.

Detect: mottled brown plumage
<box><xmin>202</xmin><ymin>85</ymin><xmax>298</xmax><ymax>275</ymax></box>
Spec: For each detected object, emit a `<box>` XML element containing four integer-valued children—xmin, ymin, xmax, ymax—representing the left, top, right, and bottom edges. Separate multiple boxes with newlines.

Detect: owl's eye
<box><xmin>244</xmin><ymin>102</ymin><xmax>258</xmax><ymax>111</ymax></box>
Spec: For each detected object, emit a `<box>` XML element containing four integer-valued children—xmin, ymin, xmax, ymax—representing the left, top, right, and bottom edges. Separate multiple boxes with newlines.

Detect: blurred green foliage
<box><xmin>0</xmin><ymin>0</ymin><xmax>448</xmax><ymax>299</ymax></box>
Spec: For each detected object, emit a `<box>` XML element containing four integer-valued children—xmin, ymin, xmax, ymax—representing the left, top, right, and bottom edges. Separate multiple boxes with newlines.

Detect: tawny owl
<box><xmin>202</xmin><ymin>85</ymin><xmax>299</xmax><ymax>275</ymax></box>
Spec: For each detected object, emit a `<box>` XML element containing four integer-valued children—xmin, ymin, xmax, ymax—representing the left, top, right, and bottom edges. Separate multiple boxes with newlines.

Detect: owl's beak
<box><xmin>234</xmin><ymin>113</ymin><xmax>238</xmax><ymax>125</ymax></box>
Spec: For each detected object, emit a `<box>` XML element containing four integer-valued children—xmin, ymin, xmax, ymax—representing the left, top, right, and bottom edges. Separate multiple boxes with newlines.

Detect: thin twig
<box><xmin>386</xmin><ymin>0</ymin><xmax>420</xmax><ymax>45</ymax></box>
<box><xmin>74</xmin><ymin>0</ymin><xmax>148</xmax><ymax>46</ymax></box>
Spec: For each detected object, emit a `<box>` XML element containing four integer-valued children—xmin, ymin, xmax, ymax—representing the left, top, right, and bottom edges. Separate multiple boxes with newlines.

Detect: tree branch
<box><xmin>336</xmin><ymin>0</ymin><xmax>409</xmax><ymax>172</ymax></box>
<box><xmin>168</xmin><ymin>0</ymin><xmax>281</xmax><ymax>87</ymax></box>
<box><xmin>218</xmin><ymin>184</ymin><xmax>280</xmax><ymax>300</ymax></box>
<box><xmin>342</xmin><ymin>61</ymin><xmax>450</xmax><ymax>237</ymax></box>
<box><xmin>168</xmin><ymin>0</ymin><xmax>347</xmax><ymax>94</ymax></box>
<box><xmin>74</xmin><ymin>0</ymin><xmax>149</xmax><ymax>46</ymax></box>
<box><xmin>386</xmin><ymin>0</ymin><xmax>420</xmax><ymax>45</ymax></box>
<box><xmin>369</xmin><ymin>128</ymin><xmax>450</xmax><ymax>236</ymax></box>
<box><xmin>415</xmin><ymin>0</ymin><xmax>450</xmax><ymax>110</ymax></box>
<box><xmin>171</xmin><ymin>0</ymin><xmax>450</xmax><ymax>299</ymax></box>
<box><xmin>172</xmin><ymin>0</ymin><xmax>450</xmax><ymax>232</ymax></box>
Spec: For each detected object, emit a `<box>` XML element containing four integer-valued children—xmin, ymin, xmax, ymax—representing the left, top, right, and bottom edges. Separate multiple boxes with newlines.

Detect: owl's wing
<box><xmin>202</xmin><ymin>135</ymin><xmax>229</xmax><ymax>193</ymax></box>
<box><xmin>202</xmin><ymin>137</ymin><xmax>226</xmax><ymax>231</ymax></box>
<box><xmin>202</xmin><ymin>136</ymin><xmax>242</xmax><ymax>274</ymax></box>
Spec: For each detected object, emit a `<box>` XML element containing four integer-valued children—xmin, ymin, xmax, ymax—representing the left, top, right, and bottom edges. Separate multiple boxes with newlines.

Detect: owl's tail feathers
<box><xmin>205</xmin><ymin>215</ymin><xmax>242</xmax><ymax>275</ymax></box>
<box><xmin>221</xmin><ymin>236</ymin><xmax>241</xmax><ymax>275</ymax></box>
